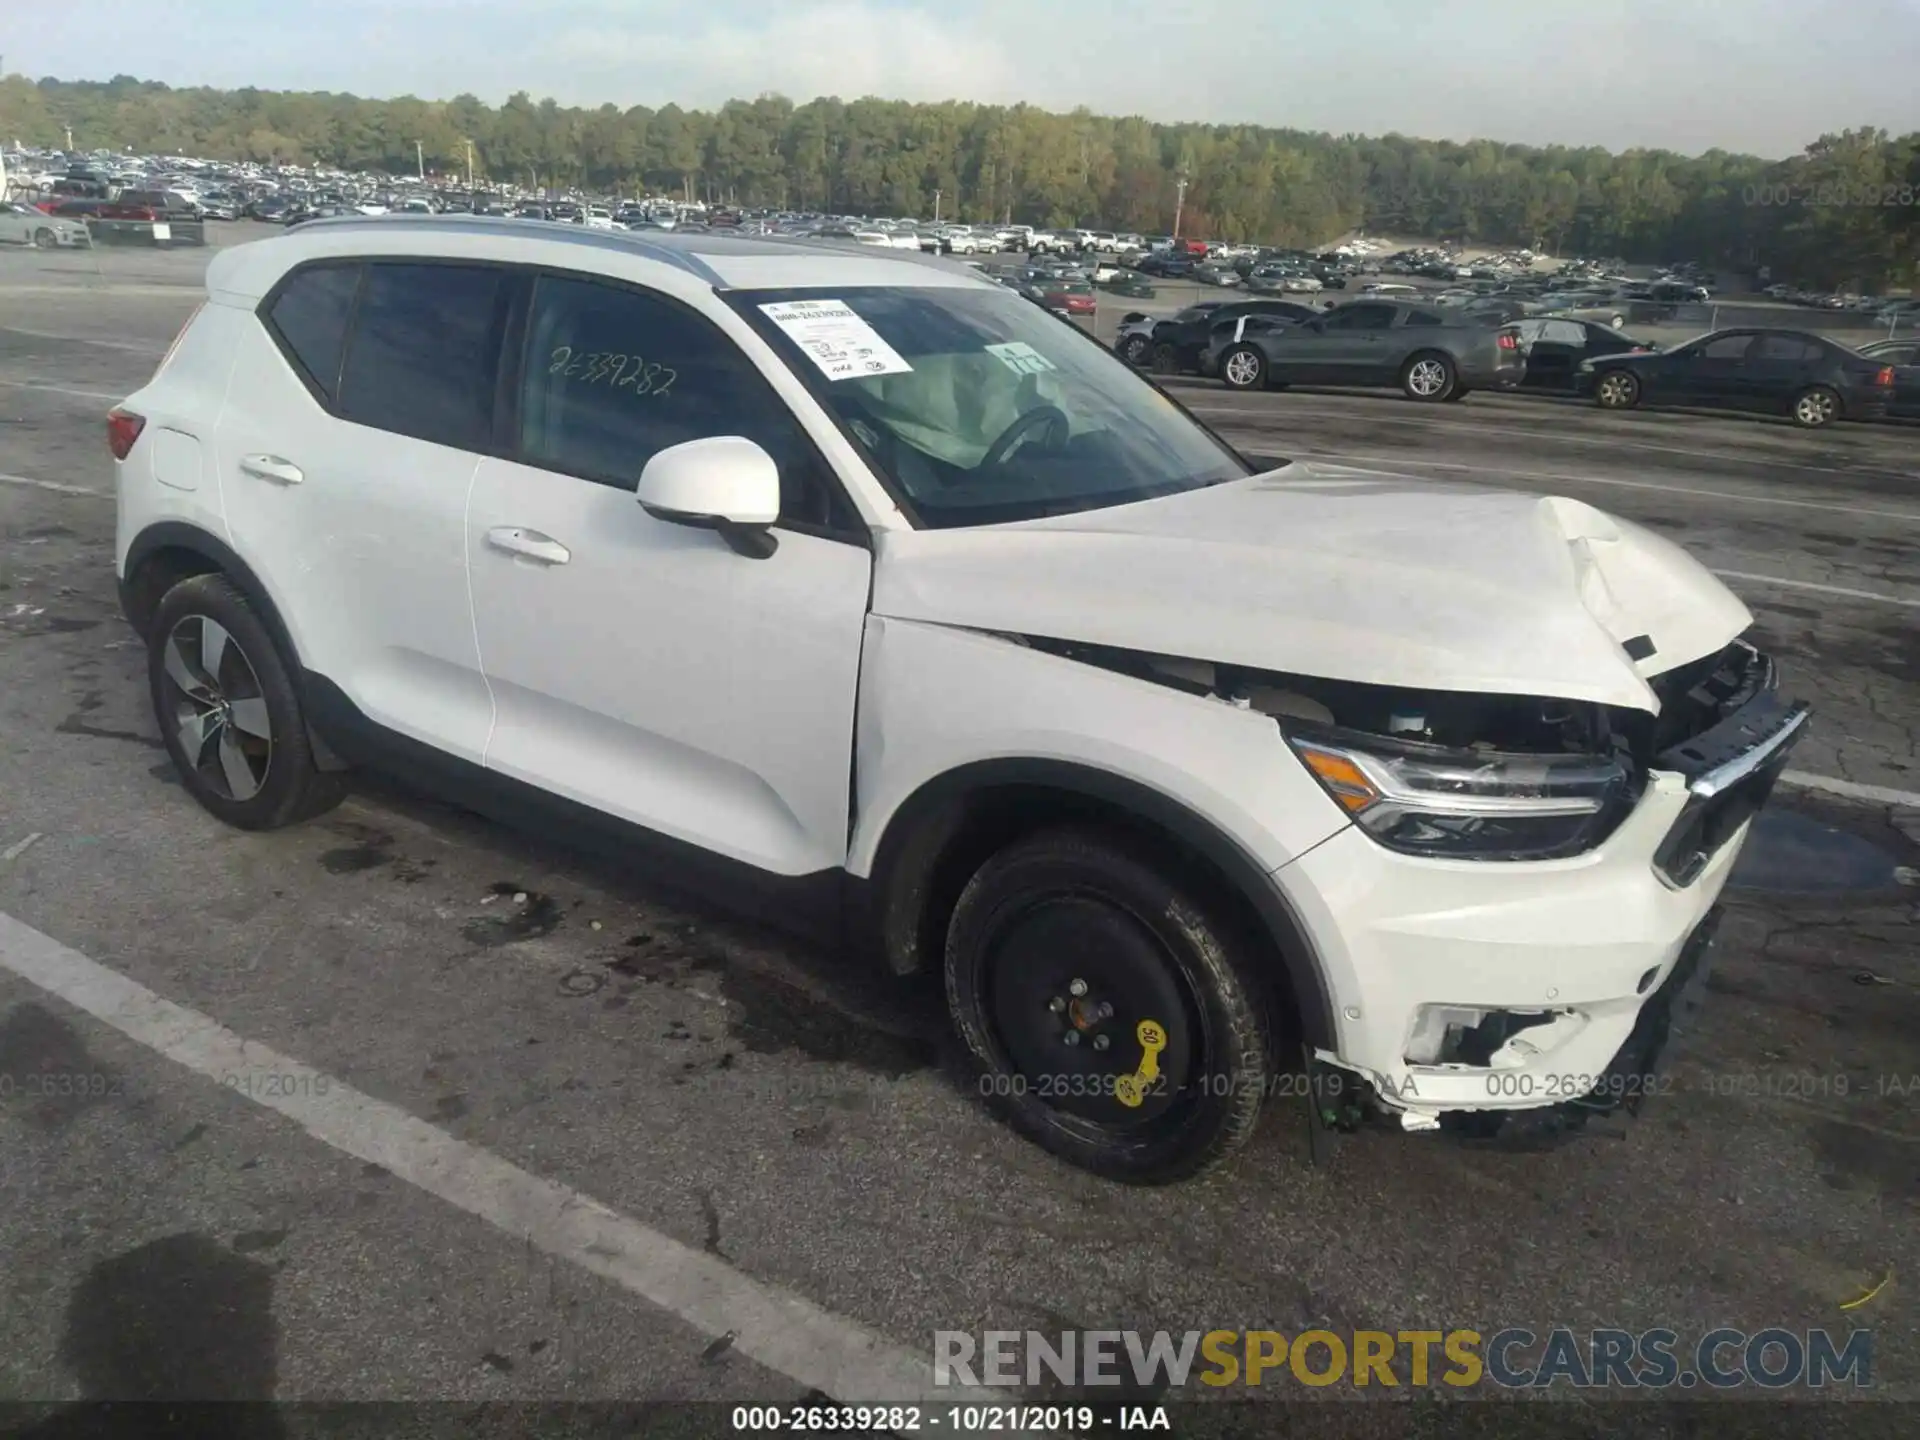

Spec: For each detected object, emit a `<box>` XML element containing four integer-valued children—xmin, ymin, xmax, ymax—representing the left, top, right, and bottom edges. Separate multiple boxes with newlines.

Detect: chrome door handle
<box><xmin>486</xmin><ymin>526</ymin><xmax>571</xmax><ymax>565</ymax></box>
<box><xmin>240</xmin><ymin>453</ymin><xmax>303</xmax><ymax>484</ymax></box>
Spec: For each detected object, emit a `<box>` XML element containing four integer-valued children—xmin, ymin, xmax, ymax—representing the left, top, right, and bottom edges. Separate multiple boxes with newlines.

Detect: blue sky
<box><xmin>9</xmin><ymin>0</ymin><xmax>1919</xmax><ymax>157</ymax></box>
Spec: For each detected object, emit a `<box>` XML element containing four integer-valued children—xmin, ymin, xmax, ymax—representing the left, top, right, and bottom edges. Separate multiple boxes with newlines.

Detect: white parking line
<box><xmin>1714</xmin><ymin>570</ymin><xmax>1920</xmax><ymax>609</ymax></box>
<box><xmin>0</xmin><ymin>379</ymin><xmax>123</xmax><ymax>402</ymax></box>
<box><xmin>0</xmin><ymin>471</ymin><xmax>107</xmax><ymax>498</ymax></box>
<box><xmin>0</xmin><ymin>908</ymin><xmax>961</xmax><ymax>1405</ymax></box>
<box><xmin>1292</xmin><ymin>451</ymin><xmax>1920</xmax><ymax>525</ymax></box>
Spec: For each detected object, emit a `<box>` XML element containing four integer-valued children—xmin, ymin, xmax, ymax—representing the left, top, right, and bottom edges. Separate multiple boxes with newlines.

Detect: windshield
<box><xmin>733</xmin><ymin>285</ymin><xmax>1251</xmax><ymax>527</ymax></box>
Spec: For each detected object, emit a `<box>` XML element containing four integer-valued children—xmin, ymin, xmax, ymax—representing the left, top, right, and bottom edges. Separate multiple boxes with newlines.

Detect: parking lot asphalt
<box><xmin>1</xmin><ymin>234</ymin><xmax>1917</xmax><ymax>1419</ymax></box>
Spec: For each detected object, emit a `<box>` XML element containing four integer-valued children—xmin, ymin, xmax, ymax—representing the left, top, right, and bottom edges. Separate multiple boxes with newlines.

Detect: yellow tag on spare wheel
<box><xmin>1115</xmin><ymin>1019</ymin><xmax>1168</xmax><ymax>1109</ymax></box>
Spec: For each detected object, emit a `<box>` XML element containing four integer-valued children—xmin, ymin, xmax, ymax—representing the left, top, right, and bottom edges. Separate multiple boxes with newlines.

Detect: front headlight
<box><xmin>1288</xmin><ymin>733</ymin><xmax>1633</xmax><ymax>860</ymax></box>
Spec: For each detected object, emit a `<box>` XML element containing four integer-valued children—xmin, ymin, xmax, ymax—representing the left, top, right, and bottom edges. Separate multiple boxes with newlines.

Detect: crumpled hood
<box><xmin>871</xmin><ymin>465</ymin><xmax>1753</xmax><ymax>713</ymax></box>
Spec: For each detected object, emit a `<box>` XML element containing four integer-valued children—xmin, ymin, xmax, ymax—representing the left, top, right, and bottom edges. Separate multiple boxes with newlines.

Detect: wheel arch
<box><xmin>120</xmin><ymin>520</ymin><xmax>348</xmax><ymax>771</ymax></box>
<box><xmin>855</xmin><ymin>757</ymin><xmax>1337</xmax><ymax>1050</ymax></box>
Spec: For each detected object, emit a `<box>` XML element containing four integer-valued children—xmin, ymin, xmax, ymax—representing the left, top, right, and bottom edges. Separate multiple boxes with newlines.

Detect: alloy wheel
<box><xmin>1224</xmin><ymin>350</ymin><xmax>1262</xmax><ymax>387</ymax></box>
<box><xmin>1795</xmin><ymin>390</ymin><xmax>1836</xmax><ymax>426</ymax></box>
<box><xmin>1407</xmin><ymin>358</ymin><xmax>1449</xmax><ymax>396</ymax></box>
<box><xmin>1598</xmin><ymin>372</ymin><xmax>1637</xmax><ymax>407</ymax></box>
<box><xmin>160</xmin><ymin>614</ymin><xmax>274</xmax><ymax>801</ymax></box>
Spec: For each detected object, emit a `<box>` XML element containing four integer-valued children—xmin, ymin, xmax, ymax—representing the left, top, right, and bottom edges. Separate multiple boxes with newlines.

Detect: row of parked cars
<box><xmin>1114</xmin><ymin>297</ymin><xmax>1919</xmax><ymax>426</ymax></box>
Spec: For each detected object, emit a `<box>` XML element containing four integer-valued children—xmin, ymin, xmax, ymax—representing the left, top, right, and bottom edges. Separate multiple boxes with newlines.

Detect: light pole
<box><xmin>1172</xmin><ymin>172</ymin><xmax>1188</xmax><ymax>243</ymax></box>
<box><xmin>415</xmin><ymin>140</ymin><xmax>425</xmax><ymax>180</ymax></box>
<box><xmin>465</xmin><ymin>140</ymin><xmax>475</xmax><ymax>191</ymax></box>
<box><xmin>933</xmin><ymin>188</ymin><xmax>942</xmax><ymax>224</ymax></box>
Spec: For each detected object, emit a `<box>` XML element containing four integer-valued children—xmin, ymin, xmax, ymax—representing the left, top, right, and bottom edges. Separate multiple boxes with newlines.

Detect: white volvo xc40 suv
<box><xmin>110</xmin><ymin>217</ymin><xmax>1807</xmax><ymax>1182</ymax></box>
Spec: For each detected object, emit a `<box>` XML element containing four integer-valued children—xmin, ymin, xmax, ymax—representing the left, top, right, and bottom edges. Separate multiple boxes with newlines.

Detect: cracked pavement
<box><xmin>0</xmin><ymin>232</ymin><xmax>1915</xmax><ymax>1424</ymax></box>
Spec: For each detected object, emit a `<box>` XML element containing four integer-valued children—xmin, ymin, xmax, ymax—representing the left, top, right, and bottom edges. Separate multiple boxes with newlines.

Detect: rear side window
<box><xmin>265</xmin><ymin>263</ymin><xmax>361</xmax><ymax>402</ymax></box>
<box><xmin>1403</xmin><ymin>309</ymin><xmax>1443</xmax><ymax>327</ymax></box>
<box><xmin>1754</xmin><ymin>335</ymin><xmax>1822</xmax><ymax>362</ymax></box>
<box><xmin>337</xmin><ymin>262</ymin><xmax>510</xmax><ymax>451</ymax></box>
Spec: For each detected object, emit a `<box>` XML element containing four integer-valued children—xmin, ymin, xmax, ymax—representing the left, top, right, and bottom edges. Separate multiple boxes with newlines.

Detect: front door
<box><xmin>466</xmin><ymin>271</ymin><xmax>873</xmax><ymax>878</ymax></box>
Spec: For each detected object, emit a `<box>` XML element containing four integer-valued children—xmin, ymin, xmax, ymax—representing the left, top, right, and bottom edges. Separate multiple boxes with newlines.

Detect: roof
<box><xmin>203</xmin><ymin>213</ymin><xmax>995</xmax><ymax>304</ymax></box>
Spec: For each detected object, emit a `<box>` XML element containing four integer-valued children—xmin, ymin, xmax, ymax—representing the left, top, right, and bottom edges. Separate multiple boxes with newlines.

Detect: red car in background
<box><xmin>1039</xmin><ymin>280</ymin><xmax>1097</xmax><ymax>317</ymax></box>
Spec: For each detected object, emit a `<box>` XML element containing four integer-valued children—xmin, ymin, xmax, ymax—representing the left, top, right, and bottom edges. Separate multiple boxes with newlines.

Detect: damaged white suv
<box><xmin>111</xmin><ymin>218</ymin><xmax>1809</xmax><ymax>1182</ymax></box>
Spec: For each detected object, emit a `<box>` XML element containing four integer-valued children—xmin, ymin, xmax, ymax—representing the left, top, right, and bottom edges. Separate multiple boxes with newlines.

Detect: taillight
<box><xmin>1497</xmin><ymin>332</ymin><xmax>1519</xmax><ymax>350</ymax></box>
<box><xmin>106</xmin><ymin>408</ymin><xmax>145</xmax><ymax>460</ymax></box>
<box><xmin>1875</xmin><ymin>366</ymin><xmax>1895</xmax><ymax>387</ymax></box>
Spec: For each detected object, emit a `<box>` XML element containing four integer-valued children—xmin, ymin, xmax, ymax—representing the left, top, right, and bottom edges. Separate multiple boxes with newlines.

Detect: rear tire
<box><xmin>1118</xmin><ymin>333</ymin><xmax>1151</xmax><ymax>366</ymax></box>
<box><xmin>147</xmin><ymin>574</ymin><xmax>347</xmax><ymax>831</ymax></box>
<box><xmin>1790</xmin><ymin>384</ymin><xmax>1840</xmax><ymax>429</ymax></box>
<box><xmin>1401</xmin><ymin>351</ymin><xmax>1458</xmax><ymax>401</ymax></box>
<box><xmin>1151</xmin><ymin>342</ymin><xmax>1181</xmax><ymax>375</ymax></box>
<box><xmin>944</xmin><ymin>829</ymin><xmax>1274</xmax><ymax>1184</ymax></box>
<box><xmin>1219</xmin><ymin>343</ymin><xmax>1267</xmax><ymax>391</ymax></box>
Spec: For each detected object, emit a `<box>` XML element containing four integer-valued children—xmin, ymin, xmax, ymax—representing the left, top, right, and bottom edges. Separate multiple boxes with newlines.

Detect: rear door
<box><xmin>217</xmin><ymin>259</ymin><xmax>508</xmax><ymax>763</ymax></box>
<box><xmin>1745</xmin><ymin>333</ymin><xmax>1826</xmax><ymax>414</ymax></box>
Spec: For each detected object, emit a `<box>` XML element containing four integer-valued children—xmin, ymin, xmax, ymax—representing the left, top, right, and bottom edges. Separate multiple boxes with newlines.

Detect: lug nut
<box><xmin>1068</xmin><ymin>979</ymin><xmax>1088</xmax><ymax>997</ymax></box>
<box><xmin>1048</xmin><ymin>996</ymin><xmax>1067</xmax><ymax>1013</ymax></box>
<box><xmin>1097</xmin><ymin>1002</ymin><xmax>1114</xmax><ymax>1020</ymax></box>
<box><xmin>1092</xmin><ymin>1035</ymin><xmax>1110</xmax><ymax>1052</ymax></box>
<box><xmin>1063</xmin><ymin>1031</ymin><xmax>1081</xmax><ymax>1047</ymax></box>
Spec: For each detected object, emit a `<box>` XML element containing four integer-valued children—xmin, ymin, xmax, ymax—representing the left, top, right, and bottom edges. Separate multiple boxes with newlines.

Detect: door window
<box><xmin>1697</xmin><ymin>334</ymin><xmax>1754</xmax><ymax>361</ymax></box>
<box><xmin>1753</xmin><ymin>335</ymin><xmax>1822</xmax><ymax>362</ymax></box>
<box><xmin>1540</xmin><ymin>320</ymin><xmax>1588</xmax><ymax>347</ymax></box>
<box><xmin>337</xmin><ymin>262</ymin><xmax>511</xmax><ymax>450</ymax></box>
<box><xmin>1321</xmin><ymin>304</ymin><xmax>1398</xmax><ymax>331</ymax></box>
<box><xmin>516</xmin><ymin>274</ymin><xmax>852</xmax><ymax>529</ymax></box>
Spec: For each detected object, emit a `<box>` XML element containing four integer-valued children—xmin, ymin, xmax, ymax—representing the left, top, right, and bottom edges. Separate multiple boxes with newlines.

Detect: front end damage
<box><xmin>1021</xmin><ymin>633</ymin><xmax>1809</xmax><ymax>1146</ymax></box>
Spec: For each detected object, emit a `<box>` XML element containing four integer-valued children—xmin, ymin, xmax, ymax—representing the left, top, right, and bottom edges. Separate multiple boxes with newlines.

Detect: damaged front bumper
<box><xmin>1280</xmin><ymin>645</ymin><xmax>1807</xmax><ymax>1133</ymax></box>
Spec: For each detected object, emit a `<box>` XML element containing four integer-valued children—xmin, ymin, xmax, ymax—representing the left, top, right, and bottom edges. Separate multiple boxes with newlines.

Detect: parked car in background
<box><xmin>1147</xmin><ymin>299</ymin><xmax>1317</xmax><ymax>375</ymax></box>
<box><xmin>1542</xmin><ymin>293</ymin><xmax>1629</xmax><ymax>329</ymax></box>
<box><xmin>1581</xmin><ymin>329</ymin><xmax>1894</xmax><ymax>428</ymax></box>
<box><xmin>1196</xmin><ymin>310</ymin><xmax>1315</xmax><ymax>377</ymax></box>
<box><xmin>1104</xmin><ymin>271</ymin><xmax>1156</xmax><ymax>300</ymax></box>
<box><xmin>1134</xmin><ymin>252</ymin><xmax>1195</xmax><ymax>279</ymax></box>
<box><xmin>1194</xmin><ymin>261</ymin><xmax>1242</xmax><ymax>288</ymax></box>
<box><xmin>0</xmin><ymin>200</ymin><xmax>90</xmax><ymax>248</ymax></box>
<box><xmin>1038</xmin><ymin>279</ymin><xmax>1097</xmax><ymax>318</ymax></box>
<box><xmin>1510</xmin><ymin>318</ymin><xmax>1656</xmax><ymax>392</ymax></box>
<box><xmin>1854</xmin><ymin>338</ymin><xmax>1920</xmax><ymax>419</ymax></box>
<box><xmin>1214</xmin><ymin>300</ymin><xmax>1525</xmax><ymax>400</ymax></box>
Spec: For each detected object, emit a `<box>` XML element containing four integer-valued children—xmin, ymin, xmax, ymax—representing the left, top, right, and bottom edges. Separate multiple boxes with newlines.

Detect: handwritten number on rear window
<box><xmin>548</xmin><ymin>347</ymin><xmax>676</xmax><ymax>399</ymax></box>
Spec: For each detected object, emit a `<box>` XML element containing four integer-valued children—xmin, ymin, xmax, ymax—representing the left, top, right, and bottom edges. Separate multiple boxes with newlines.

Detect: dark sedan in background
<box><xmin>1510</xmin><ymin>317</ymin><xmax>1658</xmax><ymax>391</ymax></box>
<box><xmin>1213</xmin><ymin>299</ymin><xmax>1525</xmax><ymax>400</ymax></box>
<box><xmin>1143</xmin><ymin>298</ymin><xmax>1319</xmax><ymax>375</ymax></box>
<box><xmin>1580</xmin><ymin>328</ymin><xmax>1896</xmax><ymax>427</ymax></box>
<box><xmin>1856</xmin><ymin>338</ymin><xmax>1920</xmax><ymax>419</ymax></box>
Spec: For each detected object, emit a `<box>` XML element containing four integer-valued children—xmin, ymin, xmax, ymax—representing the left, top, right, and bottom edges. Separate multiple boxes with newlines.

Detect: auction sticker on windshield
<box><xmin>759</xmin><ymin>299</ymin><xmax>913</xmax><ymax>380</ymax></box>
<box><xmin>985</xmin><ymin>341</ymin><xmax>1056</xmax><ymax>376</ymax></box>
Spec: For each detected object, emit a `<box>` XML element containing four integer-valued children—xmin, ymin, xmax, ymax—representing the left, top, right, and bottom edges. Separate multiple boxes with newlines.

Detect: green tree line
<box><xmin>3</xmin><ymin>74</ymin><xmax>1915</xmax><ymax>285</ymax></box>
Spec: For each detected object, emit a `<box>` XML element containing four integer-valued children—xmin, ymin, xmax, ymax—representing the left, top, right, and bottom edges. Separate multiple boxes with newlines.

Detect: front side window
<box><xmin>1697</xmin><ymin>334</ymin><xmax>1754</xmax><ymax>361</ymax></box>
<box><xmin>516</xmin><ymin>274</ymin><xmax>848</xmax><ymax>529</ymax></box>
<box><xmin>733</xmin><ymin>284</ymin><xmax>1251</xmax><ymax>528</ymax></box>
<box><xmin>264</xmin><ymin>262</ymin><xmax>362</xmax><ymax>402</ymax></box>
<box><xmin>337</xmin><ymin>262</ymin><xmax>510</xmax><ymax>450</ymax></box>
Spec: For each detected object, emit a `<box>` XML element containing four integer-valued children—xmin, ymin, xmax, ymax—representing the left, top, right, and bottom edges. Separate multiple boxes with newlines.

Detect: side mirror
<box><xmin>637</xmin><ymin>436</ymin><xmax>781</xmax><ymax>559</ymax></box>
